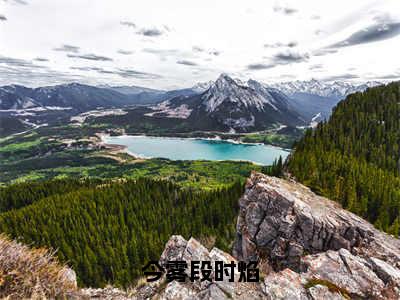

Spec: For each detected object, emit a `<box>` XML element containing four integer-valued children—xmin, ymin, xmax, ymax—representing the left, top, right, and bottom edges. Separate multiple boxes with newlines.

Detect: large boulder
<box><xmin>134</xmin><ymin>235</ymin><xmax>265</xmax><ymax>299</ymax></box>
<box><xmin>233</xmin><ymin>172</ymin><xmax>400</xmax><ymax>272</ymax></box>
<box><xmin>301</xmin><ymin>249</ymin><xmax>385</xmax><ymax>299</ymax></box>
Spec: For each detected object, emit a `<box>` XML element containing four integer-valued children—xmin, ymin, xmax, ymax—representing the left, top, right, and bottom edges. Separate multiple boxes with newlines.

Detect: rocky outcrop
<box><xmin>233</xmin><ymin>173</ymin><xmax>400</xmax><ymax>271</ymax></box>
<box><xmin>262</xmin><ymin>247</ymin><xmax>400</xmax><ymax>299</ymax></box>
<box><xmin>134</xmin><ymin>235</ymin><xmax>265</xmax><ymax>299</ymax></box>
<box><xmin>231</xmin><ymin>172</ymin><xmax>400</xmax><ymax>299</ymax></box>
<box><xmin>134</xmin><ymin>236</ymin><xmax>400</xmax><ymax>299</ymax></box>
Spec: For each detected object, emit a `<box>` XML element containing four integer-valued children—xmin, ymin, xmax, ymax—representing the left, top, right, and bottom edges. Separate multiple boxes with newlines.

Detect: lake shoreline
<box><xmin>99</xmin><ymin>133</ymin><xmax>290</xmax><ymax>165</ymax></box>
<box><xmin>99</xmin><ymin>132</ymin><xmax>292</xmax><ymax>150</ymax></box>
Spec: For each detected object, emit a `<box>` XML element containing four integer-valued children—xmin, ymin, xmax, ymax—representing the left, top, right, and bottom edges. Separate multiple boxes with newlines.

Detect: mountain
<box><xmin>33</xmin><ymin>83</ymin><xmax>137</xmax><ymax>111</ymax></box>
<box><xmin>145</xmin><ymin>77</ymin><xmax>382</xmax><ymax>130</ymax></box>
<box><xmin>0</xmin><ymin>81</ymin><xmax>214</xmax><ymax>135</ymax></box>
<box><xmin>100</xmin><ymin>82</ymin><xmax>210</xmax><ymax>99</ymax></box>
<box><xmin>0</xmin><ymin>116</ymin><xmax>31</xmax><ymax>136</ymax></box>
<box><xmin>269</xmin><ymin>79</ymin><xmax>382</xmax><ymax>121</ymax></box>
<box><xmin>269</xmin><ymin>79</ymin><xmax>381</xmax><ymax>100</ymax></box>
<box><xmin>147</xmin><ymin>74</ymin><xmax>305</xmax><ymax>132</ymax></box>
<box><xmin>289</xmin><ymin>81</ymin><xmax>400</xmax><ymax>235</ymax></box>
<box><xmin>98</xmin><ymin>84</ymin><xmax>164</xmax><ymax>95</ymax></box>
<box><xmin>100</xmin><ymin>83</ymin><xmax>211</xmax><ymax>105</ymax></box>
<box><xmin>286</xmin><ymin>92</ymin><xmax>339</xmax><ymax>121</ymax></box>
<box><xmin>99</xmin><ymin>84</ymin><xmax>169</xmax><ymax>105</ymax></box>
<box><xmin>190</xmin><ymin>80</ymin><xmax>214</xmax><ymax>92</ymax></box>
<box><xmin>138</xmin><ymin>173</ymin><xmax>400</xmax><ymax>299</ymax></box>
<box><xmin>89</xmin><ymin>173</ymin><xmax>400</xmax><ymax>300</ymax></box>
<box><xmin>0</xmin><ymin>82</ymin><xmax>193</xmax><ymax>112</ymax></box>
<box><xmin>0</xmin><ymin>83</ymin><xmax>138</xmax><ymax>112</ymax></box>
<box><xmin>0</xmin><ymin>82</ymin><xmax>210</xmax><ymax>112</ymax></box>
<box><xmin>0</xmin><ymin>85</ymin><xmax>40</xmax><ymax>110</ymax></box>
<box><xmin>135</xmin><ymin>173</ymin><xmax>400</xmax><ymax>299</ymax></box>
<box><xmin>1</xmin><ymin>77</ymin><xmax>383</xmax><ymax>131</ymax></box>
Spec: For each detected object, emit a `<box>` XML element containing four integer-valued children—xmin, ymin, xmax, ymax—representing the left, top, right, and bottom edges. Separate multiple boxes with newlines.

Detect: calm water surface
<box><xmin>103</xmin><ymin>135</ymin><xmax>290</xmax><ymax>165</ymax></box>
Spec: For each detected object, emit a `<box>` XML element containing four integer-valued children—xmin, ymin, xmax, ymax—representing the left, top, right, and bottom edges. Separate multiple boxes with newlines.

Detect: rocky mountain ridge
<box><xmin>268</xmin><ymin>79</ymin><xmax>381</xmax><ymax>100</ymax></box>
<box><xmin>233</xmin><ymin>173</ymin><xmax>400</xmax><ymax>270</ymax></box>
<box><xmin>0</xmin><ymin>83</ymin><xmax>132</xmax><ymax>111</ymax></box>
<box><xmin>147</xmin><ymin>74</ymin><xmax>305</xmax><ymax>132</ymax></box>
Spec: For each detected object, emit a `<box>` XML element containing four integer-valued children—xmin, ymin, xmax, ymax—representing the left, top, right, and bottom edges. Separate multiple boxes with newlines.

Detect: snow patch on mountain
<box><xmin>145</xmin><ymin>101</ymin><xmax>193</xmax><ymax>119</ymax></box>
<box><xmin>70</xmin><ymin>109</ymin><xmax>127</xmax><ymax>124</ymax></box>
<box><xmin>201</xmin><ymin>74</ymin><xmax>273</xmax><ymax>113</ymax></box>
<box><xmin>310</xmin><ymin>112</ymin><xmax>322</xmax><ymax>128</ymax></box>
<box><xmin>269</xmin><ymin>79</ymin><xmax>382</xmax><ymax>100</ymax></box>
<box><xmin>246</xmin><ymin>79</ymin><xmax>279</xmax><ymax>111</ymax></box>
<box><xmin>224</xmin><ymin>115</ymin><xmax>255</xmax><ymax>128</ymax></box>
<box><xmin>191</xmin><ymin>81</ymin><xmax>213</xmax><ymax>93</ymax></box>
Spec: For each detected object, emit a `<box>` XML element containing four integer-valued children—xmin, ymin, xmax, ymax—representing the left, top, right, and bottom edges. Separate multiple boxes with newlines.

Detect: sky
<box><xmin>1</xmin><ymin>0</ymin><xmax>400</xmax><ymax>89</ymax></box>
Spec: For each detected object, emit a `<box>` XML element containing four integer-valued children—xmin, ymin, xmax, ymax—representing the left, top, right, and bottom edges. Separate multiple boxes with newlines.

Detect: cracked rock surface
<box><xmin>233</xmin><ymin>172</ymin><xmax>400</xmax><ymax>271</ymax></box>
<box><xmin>133</xmin><ymin>235</ymin><xmax>399</xmax><ymax>299</ymax></box>
<box><xmin>231</xmin><ymin>172</ymin><xmax>400</xmax><ymax>299</ymax></box>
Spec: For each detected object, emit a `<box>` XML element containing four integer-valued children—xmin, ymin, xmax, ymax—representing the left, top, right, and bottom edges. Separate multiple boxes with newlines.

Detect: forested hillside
<box><xmin>289</xmin><ymin>82</ymin><xmax>400</xmax><ymax>236</ymax></box>
<box><xmin>0</xmin><ymin>178</ymin><xmax>243</xmax><ymax>287</ymax></box>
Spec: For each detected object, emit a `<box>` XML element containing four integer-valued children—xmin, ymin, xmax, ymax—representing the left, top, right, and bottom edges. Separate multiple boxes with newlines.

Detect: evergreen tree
<box><xmin>0</xmin><ymin>178</ymin><xmax>244</xmax><ymax>287</ymax></box>
<box><xmin>288</xmin><ymin>82</ymin><xmax>400</xmax><ymax>237</ymax></box>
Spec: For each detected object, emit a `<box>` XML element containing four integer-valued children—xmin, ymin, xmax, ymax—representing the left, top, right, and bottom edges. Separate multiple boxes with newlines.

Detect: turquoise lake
<box><xmin>103</xmin><ymin>135</ymin><xmax>290</xmax><ymax>165</ymax></box>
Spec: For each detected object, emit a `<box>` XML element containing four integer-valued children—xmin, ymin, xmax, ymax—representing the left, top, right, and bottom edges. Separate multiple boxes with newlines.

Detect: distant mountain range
<box><xmin>0</xmin><ymin>83</ymin><xmax>132</xmax><ymax>111</ymax></box>
<box><xmin>0</xmin><ymin>75</ymin><xmax>383</xmax><ymax>134</ymax></box>
<box><xmin>268</xmin><ymin>79</ymin><xmax>381</xmax><ymax>100</ymax></box>
<box><xmin>97</xmin><ymin>84</ymin><xmax>165</xmax><ymax>95</ymax></box>
<box><xmin>268</xmin><ymin>79</ymin><xmax>382</xmax><ymax>121</ymax></box>
<box><xmin>0</xmin><ymin>82</ymin><xmax>209</xmax><ymax>111</ymax></box>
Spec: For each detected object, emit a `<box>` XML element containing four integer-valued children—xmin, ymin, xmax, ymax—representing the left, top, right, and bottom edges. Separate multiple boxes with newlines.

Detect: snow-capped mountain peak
<box><xmin>202</xmin><ymin>74</ymin><xmax>269</xmax><ymax>113</ymax></box>
<box><xmin>145</xmin><ymin>74</ymin><xmax>305</xmax><ymax>131</ymax></box>
<box><xmin>268</xmin><ymin>79</ymin><xmax>382</xmax><ymax>100</ymax></box>
<box><xmin>191</xmin><ymin>80</ymin><xmax>214</xmax><ymax>92</ymax></box>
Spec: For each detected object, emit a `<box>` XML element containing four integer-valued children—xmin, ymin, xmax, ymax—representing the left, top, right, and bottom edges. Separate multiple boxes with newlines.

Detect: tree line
<box><xmin>0</xmin><ymin>178</ymin><xmax>243</xmax><ymax>287</ymax></box>
<box><xmin>288</xmin><ymin>82</ymin><xmax>400</xmax><ymax>236</ymax></box>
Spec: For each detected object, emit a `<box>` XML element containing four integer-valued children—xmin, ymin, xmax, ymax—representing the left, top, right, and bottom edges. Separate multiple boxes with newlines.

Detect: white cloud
<box><xmin>0</xmin><ymin>0</ymin><xmax>399</xmax><ymax>88</ymax></box>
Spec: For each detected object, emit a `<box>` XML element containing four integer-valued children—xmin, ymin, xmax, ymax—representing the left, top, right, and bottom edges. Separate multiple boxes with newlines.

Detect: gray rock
<box><xmin>233</xmin><ymin>173</ymin><xmax>400</xmax><ymax>272</ymax></box>
<box><xmin>162</xmin><ymin>281</ymin><xmax>197</xmax><ymax>300</ymax></box>
<box><xmin>200</xmin><ymin>284</ymin><xmax>228</xmax><ymax>300</ymax></box>
<box><xmin>263</xmin><ymin>269</ymin><xmax>309</xmax><ymax>300</ymax></box>
<box><xmin>245</xmin><ymin>202</ymin><xmax>265</xmax><ymax>239</ymax></box>
<box><xmin>369</xmin><ymin>257</ymin><xmax>400</xmax><ymax>284</ymax></box>
<box><xmin>160</xmin><ymin>235</ymin><xmax>188</xmax><ymax>265</ymax></box>
<box><xmin>133</xmin><ymin>236</ymin><xmax>264</xmax><ymax>299</ymax></box>
<box><xmin>183</xmin><ymin>237</ymin><xmax>210</xmax><ymax>263</ymax></box>
<box><xmin>307</xmin><ymin>285</ymin><xmax>346</xmax><ymax>300</ymax></box>
<box><xmin>302</xmin><ymin>249</ymin><xmax>385</xmax><ymax>299</ymax></box>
